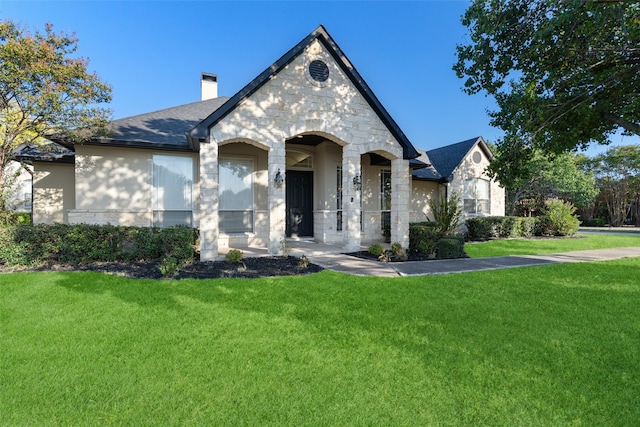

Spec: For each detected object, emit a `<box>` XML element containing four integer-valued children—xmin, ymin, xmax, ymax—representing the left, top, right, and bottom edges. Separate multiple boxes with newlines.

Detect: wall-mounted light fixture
<box><xmin>274</xmin><ymin>169</ymin><xmax>285</xmax><ymax>187</ymax></box>
<box><xmin>353</xmin><ymin>174</ymin><xmax>362</xmax><ymax>191</ymax></box>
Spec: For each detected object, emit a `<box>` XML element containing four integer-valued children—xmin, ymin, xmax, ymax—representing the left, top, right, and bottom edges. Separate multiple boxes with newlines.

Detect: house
<box><xmin>17</xmin><ymin>25</ymin><xmax>504</xmax><ymax>260</ymax></box>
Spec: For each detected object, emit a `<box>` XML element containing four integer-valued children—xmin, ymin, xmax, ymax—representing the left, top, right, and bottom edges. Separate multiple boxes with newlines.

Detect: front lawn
<box><xmin>2</xmin><ymin>260</ymin><xmax>639</xmax><ymax>425</ymax></box>
<box><xmin>465</xmin><ymin>233</ymin><xmax>640</xmax><ymax>258</ymax></box>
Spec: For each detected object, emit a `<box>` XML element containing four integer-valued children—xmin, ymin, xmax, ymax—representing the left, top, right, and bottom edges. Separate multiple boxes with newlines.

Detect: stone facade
<box><xmin>200</xmin><ymin>39</ymin><xmax>409</xmax><ymax>259</ymax></box>
<box><xmin>447</xmin><ymin>145</ymin><xmax>505</xmax><ymax>217</ymax></box>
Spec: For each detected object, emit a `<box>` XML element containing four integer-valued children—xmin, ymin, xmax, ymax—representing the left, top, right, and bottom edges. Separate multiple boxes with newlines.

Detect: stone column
<box><xmin>268</xmin><ymin>143</ymin><xmax>287</xmax><ymax>255</ymax></box>
<box><xmin>342</xmin><ymin>148</ymin><xmax>362</xmax><ymax>252</ymax></box>
<box><xmin>199</xmin><ymin>141</ymin><xmax>219</xmax><ymax>261</ymax></box>
<box><xmin>391</xmin><ymin>157</ymin><xmax>410</xmax><ymax>249</ymax></box>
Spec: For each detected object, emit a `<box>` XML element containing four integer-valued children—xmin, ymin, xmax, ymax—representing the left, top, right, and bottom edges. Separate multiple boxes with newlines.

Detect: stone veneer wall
<box><xmin>200</xmin><ymin>38</ymin><xmax>411</xmax><ymax>259</ymax></box>
<box><xmin>447</xmin><ymin>144</ymin><xmax>505</xmax><ymax>217</ymax></box>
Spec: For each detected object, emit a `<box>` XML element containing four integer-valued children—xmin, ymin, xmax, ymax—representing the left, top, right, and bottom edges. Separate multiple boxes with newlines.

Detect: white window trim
<box><xmin>152</xmin><ymin>153</ymin><xmax>194</xmax><ymax>227</ymax></box>
<box><xmin>219</xmin><ymin>156</ymin><xmax>255</xmax><ymax>234</ymax></box>
<box><xmin>464</xmin><ymin>177</ymin><xmax>491</xmax><ymax>216</ymax></box>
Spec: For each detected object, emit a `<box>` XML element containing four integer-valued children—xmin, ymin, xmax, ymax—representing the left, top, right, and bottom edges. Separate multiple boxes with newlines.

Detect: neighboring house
<box><xmin>17</xmin><ymin>25</ymin><xmax>504</xmax><ymax>260</ymax></box>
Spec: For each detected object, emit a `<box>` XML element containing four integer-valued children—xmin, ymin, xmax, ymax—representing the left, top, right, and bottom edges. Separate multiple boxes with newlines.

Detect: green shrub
<box><xmin>409</xmin><ymin>223</ymin><xmax>440</xmax><ymax>255</ymax></box>
<box><xmin>499</xmin><ymin>216</ymin><xmax>519</xmax><ymax>238</ymax></box>
<box><xmin>581</xmin><ymin>218</ymin><xmax>606</xmax><ymax>227</ymax></box>
<box><xmin>225</xmin><ymin>249</ymin><xmax>244</xmax><ymax>263</ymax></box>
<box><xmin>428</xmin><ymin>192</ymin><xmax>463</xmax><ymax>236</ymax></box>
<box><xmin>534</xmin><ymin>216</ymin><xmax>555</xmax><ymax>237</ymax></box>
<box><xmin>159</xmin><ymin>257</ymin><xmax>179</xmax><ymax>277</ymax></box>
<box><xmin>546</xmin><ymin>199</ymin><xmax>581</xmax><ymax>236</ymax></box>
<box><xmin>437</xmin><ymin>236</ymin><xmax>466</xmax><ymax>259</ymax></box>
<box><xmin>391</xmin><ymin>242</ymin><xmax>408</xmax><ymax>261</ymax></box>
<box><xmin>298</xmin><ymin>255</ymin><xmax>310</xmax><ymax>268</ymax></box>
<box><xmin>0</xmin><ymin>223</ymin><xmax>196</xmax><ymax>266</ymax></box>
<box><xmin>517</xmin><ymin>217</ymin><xmax>536</xmax><ymax>238</ymax></box>
<box><xmin>465</xmin><ymin>217</ymin><xmax>504</xmax><ymax>240</ymax></box>
<box><xmin>368</xmin><ymin>243</ymin><xmax>384</xmax><ymax>257</ymax></box>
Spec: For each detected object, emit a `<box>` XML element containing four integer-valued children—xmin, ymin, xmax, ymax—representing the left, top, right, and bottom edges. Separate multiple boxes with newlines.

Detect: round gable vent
<box><xmin>472</xmin><ymin>151</ymin><xmax>482</xmax><ymax>164</ymax></box>
<box><xmin>309</xmin><ymin>60</ymin><xmax>330</xmax><ymax>82</ymax></box>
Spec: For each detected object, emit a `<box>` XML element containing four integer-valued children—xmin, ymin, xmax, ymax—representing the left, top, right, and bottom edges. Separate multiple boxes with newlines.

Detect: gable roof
<box><xmin>189</xmin><ymin>25</ymin><xmax>420</xmax><ymax>160</ymax></box>
<box><xmin>412</xmin><ymin>136</ymin><xmax>493</xmax><ymax>182</ymax></box>
<box><xmin>90</xmin><ymin>96</ymin><xmax>230</xmax><ymax>151</ymax></box>
<box><xmin>411</xmin><ymin>149</ymin><xmax>443</xmax><ymax>181</ymax></box>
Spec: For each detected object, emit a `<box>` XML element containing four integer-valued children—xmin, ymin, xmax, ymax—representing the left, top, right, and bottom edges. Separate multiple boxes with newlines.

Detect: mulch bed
<box><xmin>0</xmin><ymin>256</ymin><xmax>323</xmax><ymax>280</ymax></box>
<box><xmin>346</xmin><ymin>251</ymin><xmax>448</xmax><ymax>262</ymax></box>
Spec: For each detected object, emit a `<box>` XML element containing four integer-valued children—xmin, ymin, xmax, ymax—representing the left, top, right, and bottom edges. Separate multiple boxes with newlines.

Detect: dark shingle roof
<box><xmin>412</xmin><ymin>137</ymin><xmax>492</xmax><ymax>182</ymax></box>
<box><xmin>94</xmin><ymin>96</ymin><xmax>230</xmax><ymax>150</ymax></box>
<box><xmin>14</xmin><ymin>141</ymin><xmax>75</xmax><ymax>164</ymax></box>
<box><xmin>189</xmin><ymin>25</ymin><xmax>420</xmax><ymax>160</ymax></box>
<box><xmin>411</xmin><ymin>148</ymin><xmax>443</xmax><ymax>181</ymax></box>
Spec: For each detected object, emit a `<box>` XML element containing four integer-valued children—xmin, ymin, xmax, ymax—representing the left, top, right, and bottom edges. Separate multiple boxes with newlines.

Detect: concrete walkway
<box><xmin>305</xmin><ymin>247</ymin><xmax>640</xmax><ymax>277</ymax></box>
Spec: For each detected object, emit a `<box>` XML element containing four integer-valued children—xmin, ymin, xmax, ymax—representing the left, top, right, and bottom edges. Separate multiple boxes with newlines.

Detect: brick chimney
<box><xmin>201</xmin><ymin>72</ymin><xmax>218</xmax><ymax>100</ymax></box>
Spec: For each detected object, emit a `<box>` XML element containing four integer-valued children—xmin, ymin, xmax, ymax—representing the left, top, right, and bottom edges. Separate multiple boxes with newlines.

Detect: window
<box><xmin>336</xmin><ymin>166</ymin><xmax>343</xmax><ymax>231</ymax></box>
<box><xmin>464</xmin><ymin>178</ymin><xmax>490</xmax><ymax>216</ymax></box>
<box><xmin>153</xmin><ymin>154</ymin><xmax>193</xmax><ymax>227</ymax></box>
<box><xmin>219</xmin><ymin>158</ymin><xmax>254</xmax><ymax>233</ymax></box>
<box><xmin>381</xmin><ymin>170</ymin><xmax>391</xmax><ymax>231</ymax></box>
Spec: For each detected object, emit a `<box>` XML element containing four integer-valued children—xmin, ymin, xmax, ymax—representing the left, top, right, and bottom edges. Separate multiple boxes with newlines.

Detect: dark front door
<box><xmin>286</xmin><ymin>171</ymin><xmax>314</xmax><ymax>237</ymax></box>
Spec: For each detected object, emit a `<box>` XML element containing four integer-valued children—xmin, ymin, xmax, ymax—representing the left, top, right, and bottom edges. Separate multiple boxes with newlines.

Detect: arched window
<box><xmin>464</xmin><ymin>178</ymin><xmax>490</xmax><ymax>216</ymax></box>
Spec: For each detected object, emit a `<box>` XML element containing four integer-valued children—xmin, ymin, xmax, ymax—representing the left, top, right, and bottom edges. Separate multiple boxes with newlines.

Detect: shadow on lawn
<box><xmin>48</xmin><ymin>259</ymin><xmax>640</xmax><ymax>348</ymax></box>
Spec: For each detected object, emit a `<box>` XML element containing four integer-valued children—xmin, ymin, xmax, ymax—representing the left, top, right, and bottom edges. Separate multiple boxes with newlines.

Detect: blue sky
<box><xmin>2</xmin><ymin>0</ymin><xmax>635</xmax><ymax>154</ymax></box>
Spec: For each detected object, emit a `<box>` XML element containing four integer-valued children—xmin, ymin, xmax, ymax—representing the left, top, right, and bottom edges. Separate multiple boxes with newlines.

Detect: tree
<box><xmin>454</xmin><ymin>1</ymin><xmax>640</xmax><ymax>154</ymax></box>
<box><xmin>590</xmin><ymin>145</ymin><xmax>640</xmax><ymax>226</ymax></box>
<box><xmin>0</xmin><ymin>20</ymin><xmax>111</xmax><ymax>209</ymax></box>
<box><xmin>488</xmin><ymin>144</ymin><xmax>598</xmax><ymax>216</ymax></box>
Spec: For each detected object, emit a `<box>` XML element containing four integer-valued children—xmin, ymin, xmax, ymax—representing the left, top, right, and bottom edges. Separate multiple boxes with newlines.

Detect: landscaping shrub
<box><xmin>533</xmin><ymin>215</ymin><xmax>555</xmax><ymax>237</ymax></box>
<box><xmin>517</xmin><ymin>217</ymin><xmax>536</xmax><ymax>238</ymax></box>
<box><xmin>437</xmin><ymin>236</ymin><xmax>466</xmax><ymax>259</ymax></box>
<box><xmin>581</xmin><ymin>218</ymin><xmax>606</xmax><ymax>227</ymax></box>
<box><xmin>546</xmin><ymin>199</ymin><xmax>581</xmax><ymax>236</ymax></box>
<box><xmin>368</xmin><ymin>243</ymin><xmax>384</xmax><ymax>257</ymax></box>
<box><xmin>466</xmin><ymin>214</ymin><xmax>575</xmax><ymax>240</ymax></box>
<box><xmin>465</xmin><ymin>216</ymin><xmax>505</xmax><ymax>240</ymax></box>
<box><xmin>225</xmin><ymin>249</ymin><xmax>244</xmax><ymax>263</ymax></box>
<box><xmin>409</xmin><ymin>223</ymin><xmax>440</xmax><ymax>256</ymax></box>
<box><xmin>0</xmin><ymin>223</ymin><xmax>197</xmax><ymax>266</ymax></box>
<box><xmin>391</xmin><ymin>242</ymin><xmax>408</xmax><ymax>261</ymax></box>
<box><xmin>428</xmin><ymin>192</ymin><xmax>463</xmax><ymax>236</ymax></box>
<box><xmin>499</xmin><ymin>216</ymin><xmax>519</xmax><ymax>238</ymax></box>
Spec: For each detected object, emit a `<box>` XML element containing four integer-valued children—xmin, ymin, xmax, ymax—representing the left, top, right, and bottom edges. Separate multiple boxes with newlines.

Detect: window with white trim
<box><xmin>464</xmin><ymin>178</ymin><xmax>490</xmax><ymax>216</ymax></box>
<box><xmin>381</xmin><ymin>169</ymin><xmax>391</xmax><ymax>231</ymax></box>
<box><xmin>152</xmin><ymin>154</ymin><xmax>193</xmax><ymax>227</ymax></box>
<box><xmin>219</xmin><ymin>157</ymin><xmax>254</xmax><ymax>233</ymax></box>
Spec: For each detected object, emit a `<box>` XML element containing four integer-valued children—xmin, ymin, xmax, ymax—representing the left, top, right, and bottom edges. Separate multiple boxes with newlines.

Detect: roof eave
<box><xmin>189</xmin><ymin>25</ymin><xmax>420</xmax><ymax>160</ymax></box>
<box><xmin>86</xmin><ymin>138</ymin><xmax>196</xmax><ymax>152</ymax></box>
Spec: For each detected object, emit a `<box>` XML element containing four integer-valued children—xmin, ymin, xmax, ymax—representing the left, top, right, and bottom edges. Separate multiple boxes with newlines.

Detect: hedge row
<box><xmin>0</xmin><ymin>223</ymin><xmax>197</xmax><ymax>266</ymax></box>
<box><xmin>409</xmin><ymin>222</ymin><xmax>465</xmax><ymax>259</ymax></box>
<box><xmin>465</xmin><ymin>215</ymin><xmax>575</xmax><ymax>241</ymax></box>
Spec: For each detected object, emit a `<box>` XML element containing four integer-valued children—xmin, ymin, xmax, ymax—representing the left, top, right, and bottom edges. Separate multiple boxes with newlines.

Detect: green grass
<box><xmin>2</xmin><ymin>261</ymin><xmax>640</xmax><ymax>426</ymax></box>
<box><xmin>465</xmin><ymin>233</ymin><xmax>640</xmax><ymax>258</ymax></box>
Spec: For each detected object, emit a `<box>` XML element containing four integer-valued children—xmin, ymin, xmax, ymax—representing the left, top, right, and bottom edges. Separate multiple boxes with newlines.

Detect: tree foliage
<box><xmin>0</xmin><ymin>20</ymin><xmax>111</xmax><ymax>207</ymax></box>
<box><xmin>454</xmin><ymin>0</ymin><xmax>640</xmax><ymax>154</ymax></box>
<box><xmin>489</xmin><ymin>145</ymin><xmax>598</xmax><ymax>216</ymax></box>
<box><xmin>589</xmin><ymin>144</ymin><xmax>640</xmax><ymax>226</ymax></box>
